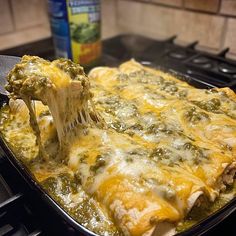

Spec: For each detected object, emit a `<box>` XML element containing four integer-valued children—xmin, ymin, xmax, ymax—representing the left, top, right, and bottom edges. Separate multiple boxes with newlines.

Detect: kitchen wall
<box><xmin>102</xmin><ymin>0</ymin><xmax>236</xmax><ymax>59</ymax></box>
<box><xmin>0</xmin><ymin>0</ymin><xmax>50</xmax><ymax>50</ymax></box>
<box><xmin>0</xmin><ymin>0</ymin><xmax>235</xmax><ymax>59</ymax></box>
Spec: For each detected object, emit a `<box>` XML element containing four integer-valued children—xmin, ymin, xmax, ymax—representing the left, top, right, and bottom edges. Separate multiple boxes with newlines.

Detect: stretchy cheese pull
<box><xmin>5</xmin><ymin>55</ymin><xmax>102</xmax><ymax>159</ymax></box>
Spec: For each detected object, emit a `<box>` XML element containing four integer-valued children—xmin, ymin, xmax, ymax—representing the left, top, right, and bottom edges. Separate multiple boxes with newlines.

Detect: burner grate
<box><xmin>102</xmin><ymin>34</ymin><xmax>236</xmax><ymax>91</ymax></box>
<box><xmin>0</xmin><ymin>154</ymin><xmax>43</xmax><ymax>236</ymax></box>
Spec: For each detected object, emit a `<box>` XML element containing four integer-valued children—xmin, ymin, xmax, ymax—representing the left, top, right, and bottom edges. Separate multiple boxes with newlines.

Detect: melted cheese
<box><xmin>1</xmin><ymin>58</ymin><xmax>236</xmax><ymax>236</ymax></box>
<box><xmin>5</xmin><ymin>56</ymin><xmax>100</xmax><ymax>159</ymax></box>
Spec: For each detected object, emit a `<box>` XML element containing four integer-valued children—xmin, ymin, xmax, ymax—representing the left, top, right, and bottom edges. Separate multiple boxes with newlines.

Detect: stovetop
<box><xmin>0</xmin><ymin>34</ymin><xmax>236</xmax><ymax>236</ymax></box>
<box><xmin>101</xmin><ymin>35</ymin><xmax>236</xmax><ymax>90</ymax></box>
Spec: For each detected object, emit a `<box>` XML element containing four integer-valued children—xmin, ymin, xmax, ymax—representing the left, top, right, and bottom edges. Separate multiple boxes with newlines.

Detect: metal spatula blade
<box><xmin>0</xmin><ymin>55</ymin><xmax>21</xmax><ymax>99</ymax></box>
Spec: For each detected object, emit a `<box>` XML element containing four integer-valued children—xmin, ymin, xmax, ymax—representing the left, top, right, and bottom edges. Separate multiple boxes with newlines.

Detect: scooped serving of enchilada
<box><xmin>0</xmin><ymin>55</ymin><xmax>235</xmax><ymax>236</ymax></box>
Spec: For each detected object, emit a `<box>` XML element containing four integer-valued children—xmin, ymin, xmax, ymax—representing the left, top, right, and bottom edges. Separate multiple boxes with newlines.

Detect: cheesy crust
<box><xmin>0</xmin><ymin>58</ymin><xmax>236</xmax><ymax>236</ymax></box>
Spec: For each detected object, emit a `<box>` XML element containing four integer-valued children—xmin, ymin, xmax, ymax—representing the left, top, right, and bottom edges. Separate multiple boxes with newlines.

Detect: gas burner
<box><xmin>200</xmin><ymin>63</ymin><xmax>212</xmax><ymax>69</ymax></box>
<box><xmin>218</xmin><ymin>63</ymin><xmax>236</xmax><ymax>75</ymax></box>
<box><xmin>192</xmin><ymin>56</ymin><xmax>209</xmax><ymax>64</ymax></box>
<box><xmin>169</xmin><ymin>51</ymin><xmax>187</xmax><ymax>59</ymax></box>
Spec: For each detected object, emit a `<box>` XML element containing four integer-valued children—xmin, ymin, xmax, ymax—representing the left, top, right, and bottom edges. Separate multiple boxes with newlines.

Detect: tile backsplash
<box><xmin>11</xmin><ymin>0</ymin><xmax>49</xmax><ymax>30</ymax></box>
<box><xmin>0</xmin><ymin>0</ymin><xmax>50</xmax><ymax>50</ymax></box>
<box><xmin>184</xmin><ymin>0</ymin><xmax>220</xmax><ymax>13</ymax></box>
<box><xmin>0</xmin><ymin>0</ymin><xmax>235</xmax><ymax>59</ymax></box>
<box><xmin>102</xmin><ymin>0</ymin><xmax>236</xmax><ymax>59</ymax></box>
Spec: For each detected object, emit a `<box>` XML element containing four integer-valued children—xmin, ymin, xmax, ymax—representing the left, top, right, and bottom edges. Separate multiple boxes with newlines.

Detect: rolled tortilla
<box><xmin>96</xmin><ymin>175</ymin><xmax>180</xmax><ymax>236</ymax></box>
<box><xmin>146</xmin><ymin>191</ymin><xmax>204</xmax><ymax>236</ymax></box>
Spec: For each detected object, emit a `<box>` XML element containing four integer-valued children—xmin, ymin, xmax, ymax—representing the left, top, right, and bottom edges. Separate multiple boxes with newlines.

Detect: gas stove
<box><xmin>0</xmin><ymin>34</ymin><xmax>236</xmax><ymax>236</ymax></box>
<box><xmin>102</xmin><ymin>34</ymin><xmax>236</xmax><ymax>91</ymax></box>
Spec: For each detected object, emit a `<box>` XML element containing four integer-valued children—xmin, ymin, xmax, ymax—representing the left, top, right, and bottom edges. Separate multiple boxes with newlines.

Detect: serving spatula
<box><xmin>0</xmin><ymin>55</ymin><xmax>21</xmax><ymax>100</ymax></box>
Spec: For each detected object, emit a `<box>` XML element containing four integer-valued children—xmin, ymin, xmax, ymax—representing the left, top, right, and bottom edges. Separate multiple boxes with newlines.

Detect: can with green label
<box><xmin>48</xmin><ymin>0</ymin><xmax>101</xmax><ymax>67</ymax></box>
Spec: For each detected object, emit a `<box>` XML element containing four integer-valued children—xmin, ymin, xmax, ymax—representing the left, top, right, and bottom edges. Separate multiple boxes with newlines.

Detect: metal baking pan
<box><xmin>0</xmin><ymin>55</ymin><xmax>235</xmax><ymax>236</ymax></box>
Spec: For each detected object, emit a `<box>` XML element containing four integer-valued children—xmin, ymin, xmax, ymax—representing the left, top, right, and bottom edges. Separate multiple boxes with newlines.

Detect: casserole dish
<box><xmin>0</xmin><ymin>56</ymin><xmax>235</xmax><ymax>233</ymax></box>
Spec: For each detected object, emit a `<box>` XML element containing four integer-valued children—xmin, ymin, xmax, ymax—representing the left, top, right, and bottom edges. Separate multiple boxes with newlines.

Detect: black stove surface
<box><xmin>102</xmin><ymin>35</ymin><xmax>236</xmax><ymax>91</ymax></box>
<box><xmin>0</xmin><ymin>34</ymin><xmax>236</xmax><ymax>236</ymax></box>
